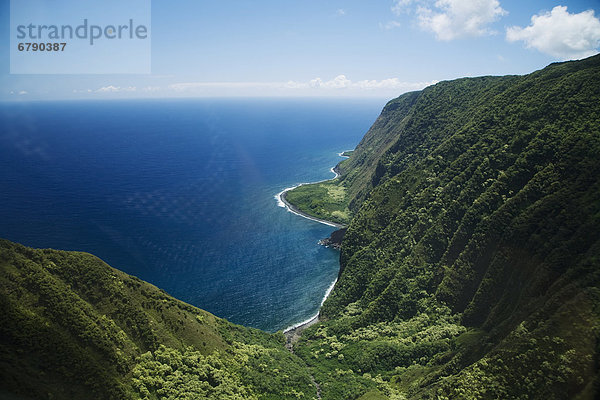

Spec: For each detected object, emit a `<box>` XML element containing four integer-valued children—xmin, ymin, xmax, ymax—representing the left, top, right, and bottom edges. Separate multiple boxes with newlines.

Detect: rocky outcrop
<box><xmin>318</xmin><ymin>228</ymin><xmax>347</xmax><ymax>250</ymax></box>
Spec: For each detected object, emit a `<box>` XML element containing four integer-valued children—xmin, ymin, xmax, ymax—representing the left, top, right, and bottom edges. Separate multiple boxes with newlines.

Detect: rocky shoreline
<box><xmin>284</xmin><ymin>314</ymin><xmax>319</xmax><ymax>351</ymax></box>
<box><xmin>318</xmin><ymin>228</ymin><xmax>347</xmax><ymax>250</ymax></box>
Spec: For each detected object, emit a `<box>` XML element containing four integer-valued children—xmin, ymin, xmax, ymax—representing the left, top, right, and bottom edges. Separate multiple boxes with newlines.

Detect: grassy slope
<box><xmin>293</xmin><ymin>55</ymin><xmax>600</xmax><ymax>399</ymax></box>
<box><xmin>0</xmin><ymin>239</ymin><xmax>315</xmax><ymax>400</ymax></box>
<box><xmin>285</xmin><ymin>180</ymin><xmax>352</xmax><ymax>225</ymax></box>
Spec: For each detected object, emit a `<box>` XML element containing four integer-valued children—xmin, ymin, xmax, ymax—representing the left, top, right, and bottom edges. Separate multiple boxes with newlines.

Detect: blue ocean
<box><xmin>0</xmin><ymin>98</ymin><xmax>383</xmax><ymax>331</ymax></box>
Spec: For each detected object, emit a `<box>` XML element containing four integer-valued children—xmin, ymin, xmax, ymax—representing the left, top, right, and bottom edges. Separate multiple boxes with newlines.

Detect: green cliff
<box><xmin>290</xmin><ymin>55</ymin><xmax>600</xmax><ymax>399</ymax></box>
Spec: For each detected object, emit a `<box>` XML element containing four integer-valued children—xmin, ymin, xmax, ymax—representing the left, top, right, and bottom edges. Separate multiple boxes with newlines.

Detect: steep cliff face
<box><xmin>337</xmin><ymin>90</ymin><xmax>422</xmax><ymax>212</ymax></box>
<box><xmin>328</xmin><ymin>55</ymin><xmax>600</xmax><ymax>323</ymax></box>
<box><xmin>294</xmin><ymin>55</ymin><xmax>600</xmax><ymax>399</ymax></box>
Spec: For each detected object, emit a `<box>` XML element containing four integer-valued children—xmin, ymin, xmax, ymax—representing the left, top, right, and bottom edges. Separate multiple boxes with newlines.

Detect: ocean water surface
<box><xmin>0</xmin><ymin>98</ymin><xmax>384</xmax><ymax>331</ymax></box>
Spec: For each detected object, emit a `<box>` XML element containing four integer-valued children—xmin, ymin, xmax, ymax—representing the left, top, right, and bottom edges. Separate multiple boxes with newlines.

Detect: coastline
<box><xmin>275</xmin><ymin>163</ymin><xmax>346</xmax><ymax>229</ymax></box>
<box><xmin>278</xmin><ymin>154</ymin><xmax>350</xmax><ymax>343</ymax></box>
<box><xmin>284</xmin><ymin>278</ymin><xmax>337</xmax><ymax>349</ymax></box>
<box><xmin>277</xmin><ymin>188</ymin><xmax>346</xmax><ymax>229</ymax></box>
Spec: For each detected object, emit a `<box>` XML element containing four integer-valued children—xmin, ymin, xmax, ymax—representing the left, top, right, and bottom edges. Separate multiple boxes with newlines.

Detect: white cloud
<box><xmin>380</xmin><ymin>21</ymin><xmax>402</xmax><ymax>30</ymax></box>
<box><xmin>168</xmin><ymin>82</ymin><xmax>280</xmax><ymax>91</ymax></box>
<box><xmin>392</xmin><ymin>0</ymin><xmax>416</xmax><ymax>15</ymax></box>
<box><xmin>336</xmin><ymin>9</ymin><xmax>346</xmax><ymax>16</ymax></box>
<box><xmin>286</xmin><ymin>75</ymin><xmax>438</xmax><ymax>92</ymax></box>
<box><xmin>123</xmin><ymin>77</ymin><xmax>441</xmax><ymax>98</ymax></box>
<box><xmin>354</xmin><ymin>78</ymin><xmax>439</xmax><ymax>90</ymax></box>
<box><xmin>506</xmin><ymin>6</ymin><xmax>600</xmax><ymax>60</ymax></box>
<box><xmin>310</xmin><ymin>75</ymin><xmax>352</xmax><ymax>89</ymax></box>
<box><xmin>96</xmin><ymin>85</ymin><xmax>120</xmax><ymax>92</ymax></box>
<box><xmin>96</xmin><ymin>85</ymin><xmax>137</xmax><ymax>93</ymax></box>
<box><xmin>8</xmin><ymin>90</ymin><xmax>28</xmax><ymax>96</ymax></box>
<box><xmin>283</xmin><ymin>81</ymin><xmax>306</xmax><ymax>89</ymax></box>
<box><xmin>417</xmin><ymin>0</ymin><xmax>507</xmax><ymax>40</ymax></box>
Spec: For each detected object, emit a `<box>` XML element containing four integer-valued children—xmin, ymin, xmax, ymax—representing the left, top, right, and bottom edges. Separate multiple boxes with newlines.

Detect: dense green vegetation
<box><xmin>291</xmin><ymin>55</ymin><xmax>600</xmax><ymax>399</ymax></box>
<box><xmin>2</xmin><ymin>55</ymin><xmax>600</xmax><ymax>399</ymax></box>
<box><xmin>285</xmin><ymin>180</ymin><xmax>351</xmax><ymax>225</ymax></box>
<box><xmin>0</xmin><ymin>239</ymin><xmax>316</xmax><ymax>399</ymax></box>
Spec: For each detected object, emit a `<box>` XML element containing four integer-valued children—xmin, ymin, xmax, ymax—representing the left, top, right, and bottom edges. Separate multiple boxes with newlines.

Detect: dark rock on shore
<box><xmin>318</xmin><ymin>228</ymin><xmax>347</xmax><ymax>250</ymax></box>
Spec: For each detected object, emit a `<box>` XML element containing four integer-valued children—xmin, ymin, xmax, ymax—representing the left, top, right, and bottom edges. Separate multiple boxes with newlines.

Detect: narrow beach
<box><xmin>278</xmin><ymin>189</ymin><xmax>346</xmax><ymax>229</ymax></box>
<box><xmin>278</xmin><ymin>153</ymin><xmax>350</xmax><ymax>343</ymax></box>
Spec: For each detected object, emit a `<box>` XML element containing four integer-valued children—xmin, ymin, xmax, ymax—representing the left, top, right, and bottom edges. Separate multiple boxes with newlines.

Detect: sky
<box><xmin>1</xmin><ymin>0</ymin><xmax>599</xmax><ymax>101</ymax></box>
